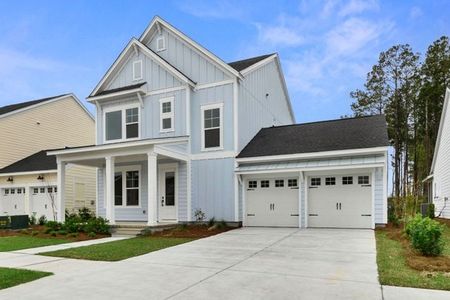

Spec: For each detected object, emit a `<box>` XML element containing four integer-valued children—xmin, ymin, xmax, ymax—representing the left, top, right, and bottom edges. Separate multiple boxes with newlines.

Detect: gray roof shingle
<box><xmin>237</xmin><ymin>115</ymin><xmax>389</xmax><ymax>158</ymax></box>
<box><xmin>228</xmin><ymin>54</ymin><xmax>274</xmax><ymax>72</ymax></box>
<box><xmin>0</xmin><ymin>94</ymin><xmax>68</xmax><ymax>117</ymax></box>
<box><xmin>0</xmin><ymin>151</ymin><xmax>56</xmax><ymax>174</ymax></box>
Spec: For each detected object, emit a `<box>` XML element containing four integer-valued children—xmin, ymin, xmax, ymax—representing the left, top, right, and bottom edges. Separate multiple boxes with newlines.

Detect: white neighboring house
<box><xmin>426</xmin><ymin>88</ymin><xmax>450</xmax><ymax>218</ymax></box>
<box><xmin>0</xmin><ymin>94</ymin><xmax>96</xmax><ymax>220</ymax></box>
<box><xmin>49</xmin><ymin>16</ymin><xmax>389</xmax><ymax>229</ymax></box>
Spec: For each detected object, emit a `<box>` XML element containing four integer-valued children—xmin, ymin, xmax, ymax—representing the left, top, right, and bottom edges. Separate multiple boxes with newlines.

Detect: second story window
<box><xmin>105</xmin><ymin>106</ymin><xmax>139</xmax><ymax>142</ymax></box>
<box><xmin>160</xmin><ymin>97</ymin><xmax>174</xmax><ymax>132</ymax></box>
<box><xmin>201</xmin><ymin>103</ymin><xmax>223</xmax><ymax>150</ymax></box>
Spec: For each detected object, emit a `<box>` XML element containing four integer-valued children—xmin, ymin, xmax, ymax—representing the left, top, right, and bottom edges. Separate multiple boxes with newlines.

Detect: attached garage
<box><xmin>30</xmin><ymin>186</ymin><xmax>57</xmax><ymax>220</ymax></box>
<box><xmin>237</xmin><ymin>115</ymin><xmax>389</xmax><ymax>229</ymax></box>
<box><xmin>1</xmin><ymin>187</ymin><xmax>26</xmax><ymax>216</ymax></box>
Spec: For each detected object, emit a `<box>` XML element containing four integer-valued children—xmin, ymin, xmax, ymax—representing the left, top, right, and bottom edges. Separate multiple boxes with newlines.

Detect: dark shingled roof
<box><xmin>94</xmin><ymin>82</ymin><xmax>147</xmax><ymax>97</ymax></box>
<box><xmin>0</xmin><ymin>151</ymin><xmax>56</xmax><ymax>174</ymax></box>
<box><xmin>0</xmin><ymin>94</ymin><xmax>68</xmax><ymax>117</ymax></box>
<box><xmin>228</xmin><ymin>54</ymin><xmax>274</xmax><ymax>72</ymax></box>
<box><xmin>237</xmin><ymin>115</ymin><xmax>389</xmax><ymax>158</ymax></box>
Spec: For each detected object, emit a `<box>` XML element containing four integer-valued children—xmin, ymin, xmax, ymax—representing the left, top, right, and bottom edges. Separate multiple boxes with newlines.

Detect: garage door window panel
<box><xmin>358</xmin><ymin>176</ymin><xmax>370</xmax><ymax>185</ymax></box>
<box><xmin>275</xmin><ymin>180</ymin><xmax>284</xmax><ymax>187</ymax></box>
<box><xmin>342</xmin><ymin>176</ymin><xmax>353</xmax><ymax>185</ymax></box>
<box><xmin>261</xmin><ymin>180</ymin><xmax>270</xmax><ymax>188</ymax></box>
<box><xmin>310</xmin><ymin>178</ymin><xmax>321</xmax><ymax>187</ymax></box>
<box><xmin>4</xmin><ymin>189</ymin><xmax>9</xmax><ymax>195</ymax></box>
<box><xmin>325</xmin><ymin>177</ymin><xmax>336</xmax><ymax>186</ymax></box>
<box><xmin>288</xmin><ymin>179</ymin><xmax>298</xmax><ymax>188</ymax></box>
<box><xmin>248</xmin><ymin>181</ymin><xmax>257</xmax><ymax>189</ymax></box>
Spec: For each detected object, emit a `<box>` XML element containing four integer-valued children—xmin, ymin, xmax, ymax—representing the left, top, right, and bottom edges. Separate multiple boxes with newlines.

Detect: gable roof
<box><xmin>0</xmin><ymin>94</ymin><xmax>68</xmax><ymax>117</ymax></box>
<box><xmin>89</xmin><ymin>38</ymin><xmax>195</xmax><ymax>98</ymax></box>
<box><xmin>0</xmin><ymin>150</ymin><xmax>56</xmax><ymax>175</ymax></box>
<box><xmin>139</xmin><ymin>16</ymin><xmax>243</xmax><ymax>80</ymax></box>
<box><xmin>237</xmin><ymin>115</ymin><xmax>389</xmax><ymax>158</ymax></box>
<box><xmin>431</xmin><ymin>88</ymin><xmax>450</xmax><ymax>173</ymax></box>
<box><xmin>228</xmin><ymin>54</ymin><xmax>274</xmax><ymax>72</ymax></box>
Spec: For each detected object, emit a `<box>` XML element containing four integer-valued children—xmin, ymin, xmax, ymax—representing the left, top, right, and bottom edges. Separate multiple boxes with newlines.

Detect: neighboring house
<box><xmin>425</xmin><ymin>88</ymin><xmax>450</xmax><ymax>219</ymax></box>
<box><xmin>49</xmin><ymin>16</ymin><xmax>389</xmax><ymax>229</ymax></box>
<box><xmin>0</xmin><ymin>94</ymin><xmax>96</xmax><ymax>220</ymax></box>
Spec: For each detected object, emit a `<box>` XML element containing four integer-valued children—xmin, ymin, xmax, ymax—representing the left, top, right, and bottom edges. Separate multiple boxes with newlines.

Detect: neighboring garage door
<box><xmin>246</xmin><ymin>178</ymin><xmax>299</xmax><ymax>227</ymax></box>
<box><xmin>308</xmin><ymin>174</ymin><xmax>372</xmax><ymax>228</ymax></box>
<box><xmin>31</xmin><ymin>186</ymin><xmax>57</xmax><ymax>220</ymax></box>
<box><xmin>1</xmin><ymin>187</ymin><xmax>26</xmax><ymax>216</ymax></box>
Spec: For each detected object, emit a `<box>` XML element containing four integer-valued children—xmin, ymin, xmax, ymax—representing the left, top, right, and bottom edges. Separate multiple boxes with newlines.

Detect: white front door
<box><xmin>158</xmin><ymin>165</ymin><xmax>177</xmax><ymax>222</ymax></box>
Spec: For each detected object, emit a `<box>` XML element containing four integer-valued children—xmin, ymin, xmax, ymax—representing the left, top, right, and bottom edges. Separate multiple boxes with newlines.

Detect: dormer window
<box><xmin>104</xmin><ymin>105</ymin><xmax>140</xmax><ymax>142</ymax></box>
<box><xmin>132</xmin><ymin>60</ymin><xmax>143</xmax><ymax>81</ymax></box>
<box><xmin>156</xmin><ymin>36</ymin><xmax>166</xmax><ymax>52</ymax></box>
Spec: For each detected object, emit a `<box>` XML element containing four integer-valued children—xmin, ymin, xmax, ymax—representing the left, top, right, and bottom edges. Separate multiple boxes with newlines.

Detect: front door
<box><xmin>158</xmin><ymin>165</ymin><xmax>177</xmax><ymax>222</ymax></box>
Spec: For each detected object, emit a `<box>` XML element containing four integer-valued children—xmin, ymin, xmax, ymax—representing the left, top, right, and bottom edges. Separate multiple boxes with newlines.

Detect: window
<box><xmin>132</xmin><ymin>60</ymin><xmax>143</xmax><ymax>81</ymax></box>
<box><xmin>126</xmin><ymin>108</ymin><xmax>139</xmax><ymax>138</ymax></box>
<box><xmin>202</xmin><ymin>104</ymin><xmax>223</xmax><ymax>150</ymax></box>
<box><xmin>261</xmin><ymin>180</ymin><xmax>270</xmax><ymax>188</ymax></box>
<box><xmin>10</xmin><ymin>189</ymin><xmax>15</xmax><ymax>194</ymax></box>
<box><xmin>156</xmin><ymin>36</ymin><xmax>166</xmax><ymax>52</ymax></box>
<box><xmin>4</xmin><ymin>189</ymin><xmax>9</xmax><ymax>195</ymax></box>
<box><xmin>288</xmin><ymin>179</ymin><xmax>298</xmax><ymax>187</ymax></box>
<box><xmin>104</xmin><ymin>106</ymin><xmax>139</xmax><ymax>142</ymax></box>
<box><xmin>325</xmin><ymin>177</ymin><xmax>336</xmax><ymax>185</ymax></box>
<box><xmin>40</xmin><ymin>188</ymin><xmax>45</xmax><ymax>193</ymax></box>
<box><xmin>275</xmin><ymin>179</ymin><xmax>284</xmax><ymax>187</ymax></box>
<box><xmin>17</xmin><ymin>188</ymin><xmax>22</xmax><ymax>194</ymax></box>
<box><xmin>342</xmin><ymin>176</ymin><xmax>353</xmax><ymax>185</ymax></box>
<box><xmin>358</xmin><ymin>175</ymin><xmax>370</xmax><ymax>185</ymax></box>
<box><xmin>33</xmin><ymin>188</ymin><xmax>38</xmax><ymax>194</ymax></box>
<box><xmin>311</xmin><ymin>178</ymin><xmax>321</xmax><ymax>186</ymax></box>
<box><xmin>47</xmin><ymin>187</ymin><xmax>53</xmax><ymax>193</ymax></box>
<box><xmin>248</xmin><ymin>181</ymin><xmax>257</xmax><ymax>188</ymax></box>
<box><xmin>114</xmin><ymin>167</ymin><xmax>140</xmax><ymax>207</ymax></box>
<box><xmin>160</xmin><ymin>97</ymin><xmax>174</xmax><ymax>132</ymax></box>
<box><xmin>54</xmin><ymin>187</ymin><xmax>57</xmax><ymax>193</ymax></box>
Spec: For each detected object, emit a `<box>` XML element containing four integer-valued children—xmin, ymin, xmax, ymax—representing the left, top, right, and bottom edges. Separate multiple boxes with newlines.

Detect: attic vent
<box><xmin>133</xmin><ymin>60</ymin><xmax>143</xmax><ymax>81</ymax></box>
<box><xmin>156</xmin><ymin>36</ymin><xmax>166</xmax><ymax>52</ymax></box>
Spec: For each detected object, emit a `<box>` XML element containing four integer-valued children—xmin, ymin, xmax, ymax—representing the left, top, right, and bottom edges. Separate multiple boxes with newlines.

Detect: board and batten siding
<box><xmin>0</xmin><ymin>96</ymin><xmax>94</xmax><ymax>169</ymax></box>
<box><xmin>237</xmin><ymin>59</ymin><xmax>294</xmax><ymax>152</ymax></box>
<box><xmin>146</xmin><ymin>27</ymin><xmax>230</xmax><ymax>85</ymax></box>
<box><xmin>191</xmin><ymin>158</ymin><xmax>235</xmax><ymax>221</ymax></box>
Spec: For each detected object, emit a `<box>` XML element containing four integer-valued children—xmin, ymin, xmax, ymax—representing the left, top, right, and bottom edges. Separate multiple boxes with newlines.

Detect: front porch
<box><xmin>48</xmin><ymin>137</ymin><xmax>190</xmax><ymax>225</ymax></box>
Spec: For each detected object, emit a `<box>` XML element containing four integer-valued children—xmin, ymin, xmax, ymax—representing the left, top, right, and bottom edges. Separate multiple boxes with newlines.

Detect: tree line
<box><xmin>350</xmin><ymin>36</ymin><xmax>450</xmax><ymax>199</ymax></box>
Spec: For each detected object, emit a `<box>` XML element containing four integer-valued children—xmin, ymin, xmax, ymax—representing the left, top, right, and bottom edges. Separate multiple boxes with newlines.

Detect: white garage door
<box><xmin>246</xmin><ymin>178</ymin><xmax>299</xmax><ymax>227</ymax></box>
<box><xmin>31</xmin><ymin>186</ymin><xmax>57</xmax><ymax>220</ymax></box>
<box><xmin>308</xmin><ymin>174</ymin><xmax>372</xmax><ymax>228</ymax></box>
<box><xmin>1</xmin><ymin>187</ymin><xmax>26</xmax><ymax>216</ymax></box>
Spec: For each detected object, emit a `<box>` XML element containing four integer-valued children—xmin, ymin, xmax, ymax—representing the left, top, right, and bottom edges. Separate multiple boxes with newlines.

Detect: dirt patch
<box><xmin>149</xmin><ymin>224</ymin><xmax>233</xmax><ymax>238</ymax></box>
<box><xmin>0</xmin><ymin>225</ymin><xmax>109</xmax><ymax>241</ymax></box>
<box><xmin>378</xmin><ymin>225</ymin><xmax>450</xmax><ymax>272</ymax></box>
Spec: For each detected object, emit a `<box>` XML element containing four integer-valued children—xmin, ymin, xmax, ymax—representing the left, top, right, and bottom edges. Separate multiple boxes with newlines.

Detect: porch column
<box><xmin>147</xmin><ymin>152</ymin><xmax>158</xmax><ymax>225</ymax></box>
<box><xmin>56</xmin><ymin>160</ymin><xmax>66</xmax><ymax>222</ymax></box>
<box><xmin>105</xmin><ymin>156</ymin><xmax>116</xmax><ymax>225</ymax></box>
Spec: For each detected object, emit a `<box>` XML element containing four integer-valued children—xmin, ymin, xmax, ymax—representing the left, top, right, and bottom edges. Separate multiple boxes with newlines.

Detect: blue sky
<box><xmin>0</xmin><ymin>0</ymin><xmax>449</xmax><ymax>122</ymax></box>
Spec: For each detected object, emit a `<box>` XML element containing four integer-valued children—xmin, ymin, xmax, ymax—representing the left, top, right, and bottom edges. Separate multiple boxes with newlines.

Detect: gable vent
<box><xmin>133</xmin><ymin>60</ymin><xmax>143</xmax><ymax>81</ymax></box>
<box><xmin>156</xmin><ymin>36</ymin><xmax>166</xmax><ymax>52</ymax></box>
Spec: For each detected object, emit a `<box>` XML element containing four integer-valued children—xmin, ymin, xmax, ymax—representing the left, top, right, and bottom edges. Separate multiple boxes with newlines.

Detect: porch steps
<box><xmin>110</xmin><ymin>222</ymin><xmax>178</xmax><ymax>237</ymax></box>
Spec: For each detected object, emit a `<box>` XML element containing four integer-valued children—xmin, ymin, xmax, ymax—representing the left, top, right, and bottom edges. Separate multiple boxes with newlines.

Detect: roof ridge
<box><xmin>0</xmin><ymin>93</ymin><xmax>69</xmax><ymax>110</ymax></box>
<box><xmin>262</xmin><ymin>114</ymin><xmax>385</xmax><ymax>130</ymax></box>
<box><xmin>227</xmin><ymin>53</ymin><xmax>276</xmax><ymax>65</ymax></box>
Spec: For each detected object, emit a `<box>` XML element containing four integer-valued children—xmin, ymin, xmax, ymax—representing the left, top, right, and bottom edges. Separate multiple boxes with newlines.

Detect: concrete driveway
<box><xmin>0</xmin><ymin>227</ymin><xmax>383</xmax><ymax>299</ymax></box>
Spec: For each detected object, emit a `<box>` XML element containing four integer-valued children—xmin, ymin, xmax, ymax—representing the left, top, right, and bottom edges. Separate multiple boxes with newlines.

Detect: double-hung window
<box><xmin>104</xmin><ymin>106</ymin><xmax>140</xmax><ymax>142</ymax></box>
<box><xmin>114</xmin><ymin>166</ymin><xmax>140</xmax><ymax>207</ymax></box>
<box><xmin>160</xmin><ymin>97</ymin><xmax>174</xmax><ymax>132</ymax></box>
<box><xmin>201</xmin><ymin>103</ymin><xmax>223</xmax><ymax>150</ymax></box>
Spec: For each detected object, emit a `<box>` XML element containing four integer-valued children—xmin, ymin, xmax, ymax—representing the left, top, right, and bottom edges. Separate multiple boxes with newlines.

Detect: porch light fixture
<box><xmin>37</xmin><ymin>175</ymin><xmax>44</xmax><ymax>181</ymax></box>
<box><xmin>6</xmin><ymin>176</ymin><xmax>13</xmax><ymax>182</ymax></box>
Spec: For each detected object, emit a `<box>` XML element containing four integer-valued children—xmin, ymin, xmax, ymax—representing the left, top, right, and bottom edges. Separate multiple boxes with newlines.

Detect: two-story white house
<box><xmin>50</xmin><ymin>16</ymin><xmax>389</xmax><ymax>229</ymax></box>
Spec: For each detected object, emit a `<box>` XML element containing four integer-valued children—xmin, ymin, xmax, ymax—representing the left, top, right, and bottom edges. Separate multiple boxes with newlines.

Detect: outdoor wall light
<box><xmin>37</xmin><ymin>175</ymin><xmax>44</xmax><ymax>180</ymax></box>
<box><xmin>6</xmin><ymin>177</ymin><xmax>13</xmax><ymax>182</ymax></box>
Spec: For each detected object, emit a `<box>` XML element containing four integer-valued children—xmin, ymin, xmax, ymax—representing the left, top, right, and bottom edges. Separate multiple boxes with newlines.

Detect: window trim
<box><xmin>159</xmin><ymin>97</ymin><xmax>175</xmax><ymax>133</ymax></box>
<box><xmin>103</xmin><ymin>104</ymin><xmax>140</xmax><ymax>143</ymax></box>
<box><xmin>132</xmin><ymin>60</ymin><xmax>143</xmax><ymax>81</ymax></box>
<box><xmin>113</xmin><ymin>165</ymin><xmax>141</xmax><ymax>208</ymax></box>
<box><xmin>156</xmin><ymin>35</ymin><xmax>166</xmax><ymax>52</ymax></box>
<box><xmin>201</xmin><ymin>103</ymin><xmax>224</xmax><ymax>151</ymax></box>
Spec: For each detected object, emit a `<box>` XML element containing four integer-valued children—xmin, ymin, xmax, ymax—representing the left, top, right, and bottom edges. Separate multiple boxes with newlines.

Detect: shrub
<box><xmin>38</xmin><ymin>215</ymin><xmax>47</xmax><ymax>226</ymax></box>
<box><xmin>84</xmin><ymin>217</ymin><xmax>109</xmax><ymax>234</ymax></box>
<box><xmin>405</xmin><ymin>215</ymin><xmax>445</xmax><ymax>256</ymax></box>
<box><xmin>62</xmin><ymin>216</ymin><xmax>83</xmax><ymax>233</ymax></box>
<box><xmin>78</xmin><ymin>207</ymin><xmax>94</xmax><ymax>222</ymax></box>
<box><xmin>46</xmin><ymin>221</ymin><xmax>62</xmax><ymax>232</ymax></box>
<box><xmin>68</xmin><ymin>232</ymin><xmax>78</xmax><ymax>238</ymax></box>
<box><xmin>216</xmin><ymin>219</ymin><xmax>228</xmax><ymax>229</ymax></box>
<box><xmin>194</xmin><ymin>209</ymin><xmax>205</xmax><ymax>222</ymax></box>
<box><xmin>49</xmin><ymin>231</ymin><xmax>57</xmax><ymax>237</ymax></box>
<box><xmin>57</xmin><ymin>230</ymin><xmax>67</xmax><ymax>235</ymax></box>
<box><xmin>87</xmin><ymin>232</ymin><xmax>97</xmax><ymax>238</ymax></box>
<box><xmin>31</xmin><ymin>231</ymin><xmax>39</xmax><ymax>236</ymax></box>
<box><xmin>208</xmin><ymin>217</ymin><xmax>216</xmax><ymax>227</ymax></box>
<box><xmin>426</xmin><ymin>203</ymin><xmax>435</xmax><ymax>219</ymax></box>
<box><xmin>29</xmin><ymin>213</ymin><xmax>37</xmax><ymax>226</ymax></box>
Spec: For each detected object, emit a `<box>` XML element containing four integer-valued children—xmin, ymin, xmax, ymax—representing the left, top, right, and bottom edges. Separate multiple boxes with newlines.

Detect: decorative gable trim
<box><xmin>431</xmin><ymin>88</ymin><xmax>450</xmax><ymax>173</ymax></box>
<box><xmin>139</xmin><ymin>16</ymin><xmax>243</xmax><ymax>80</ymax></box>
<box><xmin>90</xmin><ymin>38</ymin><xmax>195</xmax><ymax>97</ymax></box>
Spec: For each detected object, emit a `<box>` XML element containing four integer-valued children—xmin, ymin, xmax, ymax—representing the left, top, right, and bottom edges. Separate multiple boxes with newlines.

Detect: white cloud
<box><xmin>255</xmin><ymin>23</ymin><xmax>305</xmax><ymax>47</ymax></box>
<box><xmin>338</xmin><ymin>0</ymin><xmax>379</xmax><ymax>17</ymax></box>
<box><xmin>176</xmin><ymin>0</ymin><xmax>247</xmax><ymax>20</ymax></box>
<box><xmin>410</xmin><ymin>6</ymin><xmax>423</xmax><ymax>19</ymax></box>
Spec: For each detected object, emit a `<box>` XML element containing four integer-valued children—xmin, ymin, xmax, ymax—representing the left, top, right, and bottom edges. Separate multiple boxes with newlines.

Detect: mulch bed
<box><xmin>378</xmin><ymin>223</ymin><xmax>450</xmax><ymax>272</ymax></box>
<box><xmin>150</xmin><ymin>224</ymin><xmax>233</xmax><ymax>238</ymax></box>
<box><xmin>0</xmin><ymin>225</ymin><xmax>109</xmax><ymax>241</ymax></box>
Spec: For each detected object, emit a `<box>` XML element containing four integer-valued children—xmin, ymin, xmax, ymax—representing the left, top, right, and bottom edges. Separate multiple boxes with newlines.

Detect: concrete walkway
<box><xmin>0</xmin><ymin>228</ymin><xmax>449</xmax><ymax>299</ymax></box>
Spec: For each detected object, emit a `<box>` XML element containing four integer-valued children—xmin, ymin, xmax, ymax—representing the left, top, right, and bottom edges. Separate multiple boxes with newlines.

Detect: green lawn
<box><xmin>0</xmin><ymin>236</ymin><xmax>70</xmax><ymax>252</ymax></box>
<box><xmin>0</xmin><ymin>267</ymin><xmax>52</xmax><ymax>290</ymax></box>
<box><xmin>376</xmin><ymin>230</ymin><xmax>450</xmax><ymax>290</ymax></box>
<box><xmin>40</xmin><ymin>237</ymin><xmax>194</xmax><ymax>261</ymax></box>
